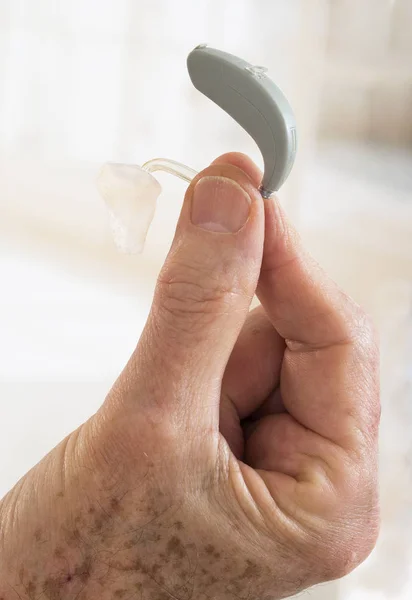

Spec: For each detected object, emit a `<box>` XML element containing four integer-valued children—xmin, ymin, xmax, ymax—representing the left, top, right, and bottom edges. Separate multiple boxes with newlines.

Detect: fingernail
<box><xmin>191</xmin><ymin>176</ymin><xmax>251</xmax><ymax>233</ymax></box>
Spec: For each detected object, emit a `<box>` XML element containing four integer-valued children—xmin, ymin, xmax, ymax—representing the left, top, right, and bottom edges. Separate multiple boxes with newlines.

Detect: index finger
<box><xmin>257</xmin><ymin>197</ymin><xmax>380</xmax><ymax>451</ymax></box>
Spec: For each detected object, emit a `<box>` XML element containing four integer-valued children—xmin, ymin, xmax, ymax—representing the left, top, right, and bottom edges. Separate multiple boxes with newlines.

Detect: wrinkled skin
<box><xmin>0</xmin><ymin>154</ymin><xmax>380</xmax><ymax>600</ymax></box>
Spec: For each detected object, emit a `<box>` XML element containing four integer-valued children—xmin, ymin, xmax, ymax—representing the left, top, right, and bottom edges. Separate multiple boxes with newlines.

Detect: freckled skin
<box><xmin>3</xmin><ymin>472</ymin><xmax>277</xmax><ymax>599</ymax></box>
<box><xmin>0</xmin><ymin>477</ymin><xmax>316</xmax><ymax>600</ymax></box>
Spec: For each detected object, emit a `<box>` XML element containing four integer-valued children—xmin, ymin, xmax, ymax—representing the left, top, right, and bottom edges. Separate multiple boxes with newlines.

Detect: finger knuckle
<box><xmin>322</xmin><ymin>545</ymin><xmax>363</xmax><ymax>580</ymax></box>
<box><xmin>156</xmin><ymin>260</ymin><xmax>243</xmax><ymax>332</ymax></box>
<box><xmin>309</xmin><ymin>536</ymin><xmax>372</xmax><ymax>581</ymax></box>
<box><xmin>354</xmin><ymin>311</ymin><xmax>381</xmax><ymax>424</ymax></box>
<box><xmin>340</xmin><ymin>301</ymin><xmax>377</xmax><ymax>346</ymax></box>
<box><xmin>358</xmin><ymin>311</ymin><xmax>379</xmax><ymax>355</ymax></box>
<box><xmin>313</xmin><ymin>506</ymin><xmax>380</xmax><ymax>581</ymax></box>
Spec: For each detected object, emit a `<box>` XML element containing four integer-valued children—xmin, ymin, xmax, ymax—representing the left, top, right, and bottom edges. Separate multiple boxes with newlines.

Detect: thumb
<box><xmin>136</xmin><ymin>161</ymin><xmax>264</xmax><ymax>425</ymax></box>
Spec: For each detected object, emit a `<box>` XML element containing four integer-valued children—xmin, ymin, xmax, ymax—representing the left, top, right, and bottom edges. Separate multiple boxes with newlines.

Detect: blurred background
<box><xmin>0</xmin><ymin>1</ymin><xmax>411</xmax><ymax>598</ymax></box>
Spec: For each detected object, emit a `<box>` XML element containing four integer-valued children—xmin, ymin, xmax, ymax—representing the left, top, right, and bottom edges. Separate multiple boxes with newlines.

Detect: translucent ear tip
<box><xmin>97</xmin><ymin>163</ymin><xmax>162</xmax><ymax>254</ymax></box>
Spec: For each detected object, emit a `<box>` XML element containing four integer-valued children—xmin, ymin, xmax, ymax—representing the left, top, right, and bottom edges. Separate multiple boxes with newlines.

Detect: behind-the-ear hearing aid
<box><xmin>97</xmin><ymin>44</ymin><xmax>297</xmax><ymax>254</ymax></box>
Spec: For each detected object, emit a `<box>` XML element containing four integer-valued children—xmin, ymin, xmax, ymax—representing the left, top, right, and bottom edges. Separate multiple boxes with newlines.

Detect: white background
<box><xmin>0</xmin><ymin>1</ymin><xmax>411</xmax><ymax>599</ymax></box>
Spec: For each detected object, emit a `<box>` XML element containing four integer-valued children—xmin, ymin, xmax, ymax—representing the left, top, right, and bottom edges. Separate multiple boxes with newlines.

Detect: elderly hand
<box><xmin>0</xmin><ymin>153</ymin><xmax>380</xmax><ymax>600</ymax></box>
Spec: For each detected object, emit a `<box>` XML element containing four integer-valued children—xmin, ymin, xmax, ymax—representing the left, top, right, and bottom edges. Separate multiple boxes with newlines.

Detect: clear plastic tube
<box><xmin>142</xmin><ymin>158</ymin><xmax>198</xmax><ymax>183</ymax></box>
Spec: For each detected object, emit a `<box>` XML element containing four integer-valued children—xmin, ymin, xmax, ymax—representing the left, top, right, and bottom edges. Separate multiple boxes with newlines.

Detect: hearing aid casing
<box><xmin>187</xmin><ymin>45</ymin><xmax>297</xmax><ymax>196</ymax></box>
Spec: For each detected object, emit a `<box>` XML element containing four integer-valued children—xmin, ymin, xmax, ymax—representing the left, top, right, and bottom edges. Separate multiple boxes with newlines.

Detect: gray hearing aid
<box><xmin>97</xmin><ymin>45</ymin><xmax>297</xmax><ymax>254</ymax></box>
<box><xmin>187</xmin><ymin>45</ymin><xmax>297</xmax><ymax>197</ymax></box>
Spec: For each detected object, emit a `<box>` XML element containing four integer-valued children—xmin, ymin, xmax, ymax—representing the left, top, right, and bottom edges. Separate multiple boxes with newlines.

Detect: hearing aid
<box><xmin>97</xmin><ymin>45</ymin><xmax>297</xmax><ymax>253</ymax></box>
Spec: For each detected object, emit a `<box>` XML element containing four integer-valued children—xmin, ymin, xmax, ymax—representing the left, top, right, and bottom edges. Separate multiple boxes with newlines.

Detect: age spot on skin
<box><xmin>43</xmin><ymin>576</ymin><xmax>62</xmax><ymax>600</ymax></box>
<box><xmin>92</xmin><ymin>517</ymin><xmax>104</xmax><ymax>532</ymax></box>
<box><xmin>110</xmin><ymin>497</ymin><xmax>121</xmax><ymax>512</ymax></box>
<box><xmin>73</xmin><ymin>555</ymin><xmax>92</xmax><ymax>583</ymax></box>
<box><xmin>34</xmin><ymin>528</ymin><xmax>43</xmax><ymax>542</ymax></box>
<box><xmin>27</xmin><ymin>580</ymin><xmax>37</xmax><ymax>598</ymax></box>
<box><xmin>241</xmin><ymin>559</ymin><xmax>261</xmax><ymax>579</ymax></box>
<box><xmin>64</xmin><ymin>526</ymin><xmax>82</xmax><ymax>548</ymax></box>
<box><xmin>167</xmin><ymin>536</ymin><xmax>186</xmax><ymax>559</ymax></box>
<box><xmin>152</xmin><ymin>563</ymin><xmax>162</xmax><ymax>575</ymax></box>
<box><xmin>43</xmin><ymin>555</ymin><xmax>93</xmax><ymax>599</ymax></box>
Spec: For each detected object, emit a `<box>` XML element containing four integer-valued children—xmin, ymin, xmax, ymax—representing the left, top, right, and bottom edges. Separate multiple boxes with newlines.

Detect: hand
<box><xmin>0</xmin><ymin>153</ymin><xmax>380</xmax><ymax>600</ymax></box>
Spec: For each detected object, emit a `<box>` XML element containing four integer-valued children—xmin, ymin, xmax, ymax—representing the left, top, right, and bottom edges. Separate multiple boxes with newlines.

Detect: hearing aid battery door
<box><xmin>97</xmin><ymin>163</ymin><xmax>162</xmax><ymax>254</ymax></box>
